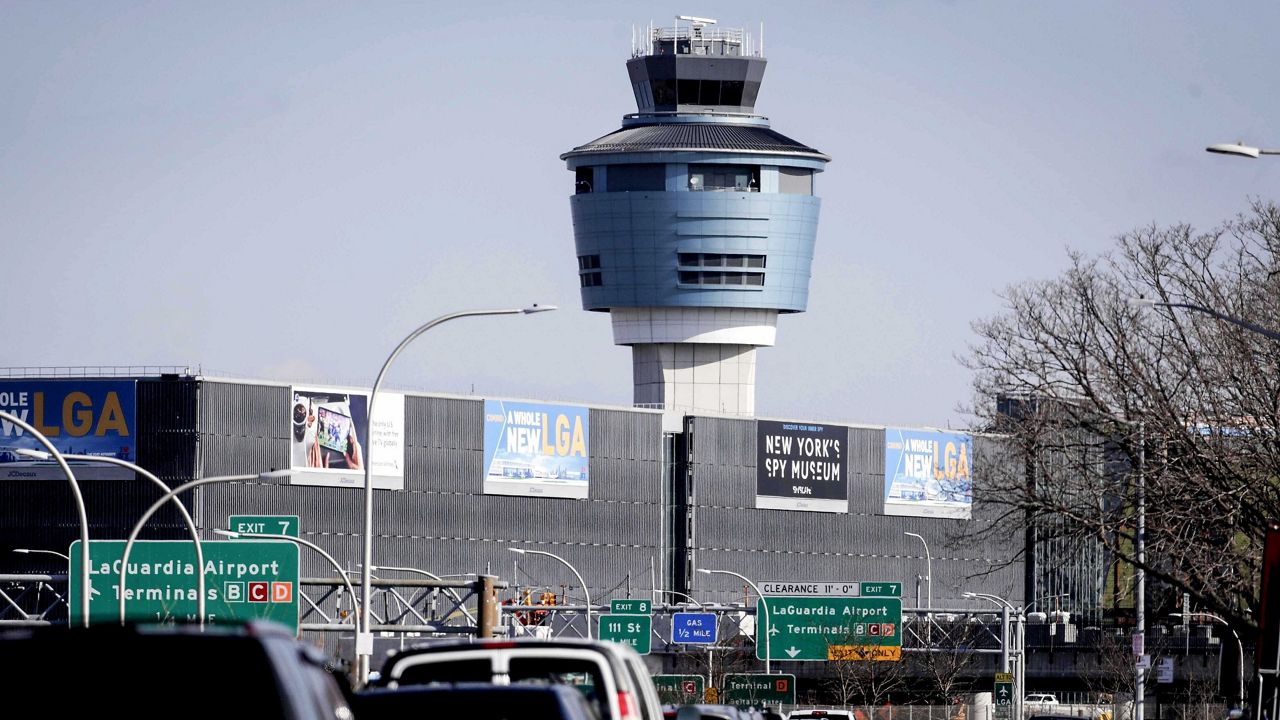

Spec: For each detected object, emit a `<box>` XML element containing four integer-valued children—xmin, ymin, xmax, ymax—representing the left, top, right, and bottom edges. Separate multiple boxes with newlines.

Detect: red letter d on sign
<box><xmin>272</xmin><ymin>582</ymin><xmax>293</xmax><ymax>602</ymax></box>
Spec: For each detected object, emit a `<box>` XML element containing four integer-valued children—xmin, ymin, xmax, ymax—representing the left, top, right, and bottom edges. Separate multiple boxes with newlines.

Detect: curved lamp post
<box><xmin>19</xmin><ymin>449</ymin><xmax>209</xmax><ymax>628</ymax></box>
<box><xmin>357</xmin><ymin>304</ymin><xmax>555</xmax><ymax>684</ymax></box>
<box><xmin>1129</xmin><ymin>297</ymin><xmax>1280</xmax><ymax>342</ymax></box>
<box><xmin>903</xmin><ymin>532</ymin><xmax>932</xmax><ymax>611</ymax></box>
<box><xmin>509</xmin><ymin>547</ymin><xmax>591</xmax><ymax>639</ymax></box>
<box><xmin>14</xmin><ymin>548</ymin><xmax>70</xmax><ymax>561</ymax></box>
<box><xmin>215</xmin><ymin>529</ymin><xmax>359</xmax><ymax>627</ymax></box>
<box><xmin>655</xmin><ymin>588</ymin><xmax>707</xmax><ymax>609</ymax></box>
<box><xmin>0</xmin><ymin>410</ymin><xmax>90</xmax><ymax>627</ymax></box>
<box><xmin>964</xmin><ymin>591</ymin><xmax>1022</xmax><ymax>720</ymax></box>
<box><xmin>118</xmin><ymin>471</ymin><xmax>288</xmax><ymax>625</ymax></box>
<box><xmin>698</xmin><ymin>568</ymin><xmax>771</xmax><ymax>674</ymax></box>
<box><xmin>1170</xmin><ymin>611</ymin><xmax>1245</xmax><ymax>712</ymax></box>
<box><xmin>1206</xmin><ymin>142</ymin><xmax>1280</xmax><ymax>159</ymax></box>
<box><xmin>370</xmin><ymin>563</ymin><xmax>477</xmax><ymax>624</ymax></box>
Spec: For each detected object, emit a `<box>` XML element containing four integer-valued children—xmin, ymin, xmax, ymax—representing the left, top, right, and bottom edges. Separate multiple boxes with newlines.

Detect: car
<box><xmin>1025</xmin><ymin>694</ymin><xmax>1061</xmax><ymax>705</ymax></box>
<box><xmin>0</xmin><ymin>622</ymin><xmax>352</xmax><ymax>720</ymax></box>
<box><xmin>676</xmin><ymin>704</ymin><xmax>751</xmax><ymax>720</ymax></box>
<box><xmin>789</xmin><ymin>711</ymin><xmax>856</xmax><ymax>720</ymax></box>
<box><xmin>352</xmin><ymin>682</ymin><xmax>599</xmax><ymax>720</ymax></box>
<box><xmin>374</xmin><ymin>636</ymin><xmax>664</xmax><ymax>720</ymax></box>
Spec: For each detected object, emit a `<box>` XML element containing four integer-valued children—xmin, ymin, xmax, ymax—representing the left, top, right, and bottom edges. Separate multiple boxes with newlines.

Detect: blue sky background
<box><xmin>4</xmin><ymin>2</ymin><xmax>1278</xmax><ymax>429</ymax></box>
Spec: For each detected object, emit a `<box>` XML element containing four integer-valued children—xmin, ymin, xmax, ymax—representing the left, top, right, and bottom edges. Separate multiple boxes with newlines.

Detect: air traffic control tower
<box><xmin>562</xmin><ymin>16</ymin><xmax>829</xmax><ymax>416</ymax></box>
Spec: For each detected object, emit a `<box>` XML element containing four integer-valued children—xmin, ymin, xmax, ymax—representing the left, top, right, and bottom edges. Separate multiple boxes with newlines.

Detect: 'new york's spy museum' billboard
<box><xmin>756</xmin><ymin>420</ymin><xmax>848</xmax><ymax>513</ymax></box>
<box><xmin>0</xmin><ymin>379</ymin><xmax>137</xmax><ymax>480</ymax></box>
<box><xmin>883</xmin><ymin>428</ymin><xmax>972</xmax><ymax>519</ymax></box>
<box><xmin>484</xmin><ymin>400</ymin><xmax>589</xmax><ymax>498</ymax></box>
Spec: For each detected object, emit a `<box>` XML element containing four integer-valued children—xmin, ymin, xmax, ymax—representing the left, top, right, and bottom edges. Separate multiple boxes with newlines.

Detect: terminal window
<box><xmin>575</xmin><ymin>167</ymin><xmax>595</xmax><ymax>194</ymax></box>
<box><xmin>688</xmin><ymin>164</ymin><xmax>759</xmax><ymax>192</ymax></box>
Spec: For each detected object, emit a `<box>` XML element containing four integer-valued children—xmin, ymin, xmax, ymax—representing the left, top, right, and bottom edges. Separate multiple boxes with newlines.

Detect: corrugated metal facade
<box><xmin>193</xmin><ymin>383</ymin><xmax>668</xmax><ymax>589</ymax></box>
<box><xmin>2</xmin><ymin>376</ymin><xmax>1021</xmax><ymax>613</ymax></box>
<box><xmin>685</xmin><ymin>416</ymin><xmax>1023</xmax><ymax>608</ymax></box>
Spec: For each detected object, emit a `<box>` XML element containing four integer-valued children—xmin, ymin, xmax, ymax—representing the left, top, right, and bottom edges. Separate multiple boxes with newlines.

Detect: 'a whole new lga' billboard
<box><xmin>0</xmin><ymin>380</ymin><xmax>137</xmax><ymax>480</ymax></box>
<box><xmin>883</xmin><ymin>428</ymin><xmax>973</xmax><ymax>519</ymax></box>
<box><xmin>484</xmin><ymin>400</ymin><xmax>589</xmax><ymax>498</ymax></box>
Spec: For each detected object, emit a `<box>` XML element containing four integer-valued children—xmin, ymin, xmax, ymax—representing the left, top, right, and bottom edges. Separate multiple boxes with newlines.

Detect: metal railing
<box><xmin>0</xmin><ymin>365</ymin><xmax>197</xmax><ymax>378</ymax></box>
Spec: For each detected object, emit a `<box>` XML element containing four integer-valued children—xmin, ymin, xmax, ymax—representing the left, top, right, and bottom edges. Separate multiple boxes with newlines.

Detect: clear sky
<box><xmin>4</xmin><ymin>2</ymin><xmax>1278</xmax><ymax>429</ymax></box>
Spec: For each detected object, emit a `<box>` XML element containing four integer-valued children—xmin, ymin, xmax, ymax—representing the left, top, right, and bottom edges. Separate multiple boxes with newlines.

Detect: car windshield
<box><xmin>509</xmin><ymin>658</ymin><xmax>607</xmax><ymax>719</ymax></box>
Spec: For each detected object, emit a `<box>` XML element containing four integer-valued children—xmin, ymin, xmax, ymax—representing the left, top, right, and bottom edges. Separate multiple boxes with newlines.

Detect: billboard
<box><xmin>883</xmin><ymin>428</ymin><xmax>972</xmax><ymax>518</ymax></box>
<box><xmin>0</xmin><ymin>380</ymin><xmax>137</xmax><ymax>480</ymax></box>
<box><xmin>756</xmin><ymin>420</ymin><xmax>848</xmax><ymax>512</ymax></box>
<box><xmin>289</xmin><ymin>386</ymin><xmax>403</xmax><ymax>490</ymax></box>
<box><xmin>483</xmin><ymin>399</ymin><xmax>588</xmax><ymax>498</ymax></box>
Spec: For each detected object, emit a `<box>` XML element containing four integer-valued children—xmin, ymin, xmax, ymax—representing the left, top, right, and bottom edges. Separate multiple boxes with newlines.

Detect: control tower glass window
<box><xmin>688</xmin><ymin>165</ymin><xmax>759</xmax><ymax>192</ymax></box>
<box><xmin>575</xmin><ymin>167</ymin><xmax>595</xmax><ymax>194</ymax></box>
<box><xmin>778</xmin><ymin>167</ymin><xmax>813</xmax><ymax>195</ymax></box>
<box><xmin>607</xmin><ymin>164</ymin><xmax>665</xmax><ymax>192</ymax></box>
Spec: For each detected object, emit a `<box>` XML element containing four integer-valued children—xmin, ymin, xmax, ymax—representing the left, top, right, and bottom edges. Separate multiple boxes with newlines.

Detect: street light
<box><xmin>358</xmin><ymin>304</ymin><xmax>555</xmax><ymax>684</ymax></box>
<box><xmin>0</xmin><ymin>410</ymin><xmax>89</xmax><ymax>627</ymax></box>
<box><xmin>1130</xmin><ymin>296</ymin><xmax>1279</xmax><ymax>720</ymax></box>
<box><xmin>119</xmin><ymin>471</ymin><xmax>289</xmax><ymax>625</ymax></box>
<box><xmin>655</xmin><ymin>588</ymin><xmax>707</xmax><ymax>609</ymax></box>
<box><xmin>18</xmin><ymin>449</ymin><xmax>210</xmax><ymax>628</ymax></box>
<box><xmin>962</xmin><ymin>591</ymin><xmax>1024</xmax><ymax>717</ymax></box>
<box><xmin>1206</xmin><ymin>142</ymin><xmax>1280</xmax><ymax>159</ymax></box>
<box><xmin>698</xmin><ymin>568</ymin><xmax>771</xmax><ymax>675</ymax></box>
<box><xmin>368</xmin><ymin>564</ymin><xmax>477</xmax><ymax>624</ymax></box>
<box><xmin>1023</xmin><ymin>593</ymin><xmax>1070</xmax><ymax>615</ymax></box>
<box><xmin>214</xmin><ymin>529</ymin><xmax>360</xmax><ymax>628</ymax></box>
<box><xmin>1169</xmin><ymin>611</ymin><xmax>1245</xmax><ymax>712</ymax></box>
<box><xmin>1129</xmin><ymin>297</ymin><xmax>1280</xmax><ymax>343</ymax></box>
<box><xmin>904</xmin><ymin>532</ymin><xmax>933</xmax><ymax>612</ymax></box>
<box><xmin>509</xmin><ymin>547</ymin><xmax>592</xmax><ymax>639</ymax></box>
<box><xmin>13</xmin><ymin>548</ymin><xmax>70</xmax><ymax>561</ymax></box>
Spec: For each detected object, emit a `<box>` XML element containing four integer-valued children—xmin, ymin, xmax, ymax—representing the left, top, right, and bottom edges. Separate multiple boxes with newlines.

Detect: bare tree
<box><xmin>911</xmin><ymin>621</ymin><xmax>984</xmax><ymax>703</ymax></box>
<box><xmin>824</xmin><ymin>636</ymin><xmax>909</xmax><ymax>706</ymax></box>
<box><xmin>962</xmin><ymin>200</ymin><xmax>1280</xmax><ymax>634</ymax></box>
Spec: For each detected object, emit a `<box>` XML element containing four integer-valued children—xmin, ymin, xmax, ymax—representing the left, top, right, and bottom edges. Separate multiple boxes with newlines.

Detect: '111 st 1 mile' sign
<box><xmin>758</xmin><ymin>596</ymin><xmax>903</xmax><ymax>661</ymax></box>
<box><xmin>69</xmin><ymin>540</ymin><xmax>300</xmax><ymax>634</ymax></box>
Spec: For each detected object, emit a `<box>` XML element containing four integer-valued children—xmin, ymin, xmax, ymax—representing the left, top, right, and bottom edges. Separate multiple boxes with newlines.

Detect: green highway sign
<box><xmin>994</xmin><ymin>675</ymin><xmax>1013</xmax><ymax>720</ymax></box>
<box><xmin>758</xmin><ymin>596</ymin><xmax>902</xmax><ymax>661</ymax></box>
<box><xmin>859</xmin><ymin>582</ymin><xmax>901</xmax><ymax>597</ymax></box>
<box><xmin>723</xmin><ymin>673</ymin><xmax>796</xmax><ymax>706</ymax></box>
<box><xmin>228</xmin><ymin>515</ymin><xmax>300</xmax><ymax>538</ymax></box>
<box><xmin>599</xmin><ymin>614</ymin><xmax>651</xmax><ymax>654</ymax></box>
<box><xmin>653</xmin><ymin>675</ymin><xmax>705</xmax><ymax>704</ymax></box>
<box><xmin>69</xmin><ymin>540</ymin><xmax>300</xmax><ymax>634</ymax></box>
<box><xmin>610</xmin><ymin>598</ymin><xmax>652</xmax><ymax>614</ymax></box>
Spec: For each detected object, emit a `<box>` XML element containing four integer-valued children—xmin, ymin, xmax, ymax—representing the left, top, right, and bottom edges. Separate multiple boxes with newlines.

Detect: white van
<box><xmin>375</xmin><ymin>637</ymin><xmax>664</xmax><ymax>720</ymax></box>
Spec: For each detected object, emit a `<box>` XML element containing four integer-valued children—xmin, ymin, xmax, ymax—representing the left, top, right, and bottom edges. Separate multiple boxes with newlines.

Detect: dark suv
<box><xmin>0</xmin><ymin>622</ymin><xmax>352</xmax><ymax>720</ymax></box>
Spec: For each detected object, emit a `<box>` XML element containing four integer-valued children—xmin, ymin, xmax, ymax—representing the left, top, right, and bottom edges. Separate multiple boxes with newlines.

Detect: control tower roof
<box><xmin>561</xmin><ymin>123</ymin><xmax>828</xmax><ymax>161</ymax></box>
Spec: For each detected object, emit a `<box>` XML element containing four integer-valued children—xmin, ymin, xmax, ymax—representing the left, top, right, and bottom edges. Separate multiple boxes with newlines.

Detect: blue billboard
<box><xmin>0</xmin><ymin>380</ymin><xmax>137</xmax><ymax>480</ymax></box>
<box><xmin>883</xmin><ymin>428</ymin><xmax>972</xmax><ymax>519</ymax></box>
<box><xmin>483</xmin><ymin>399</ymin><xmax>589</xmax><ymax>498</ymax></box>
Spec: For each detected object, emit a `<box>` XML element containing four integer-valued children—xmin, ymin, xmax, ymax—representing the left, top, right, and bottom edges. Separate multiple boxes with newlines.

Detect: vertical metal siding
<box><xmin>687</xmin><ymin>415</ymin><xmax>1023</xmax><ymax>608</ymax></box>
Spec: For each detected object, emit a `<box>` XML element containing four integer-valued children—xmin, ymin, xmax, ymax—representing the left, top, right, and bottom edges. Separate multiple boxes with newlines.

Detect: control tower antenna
<box><xmin>562</xmin><ymin>17</ymin><xmax>829</xmax><ymax>416</ymax></box>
